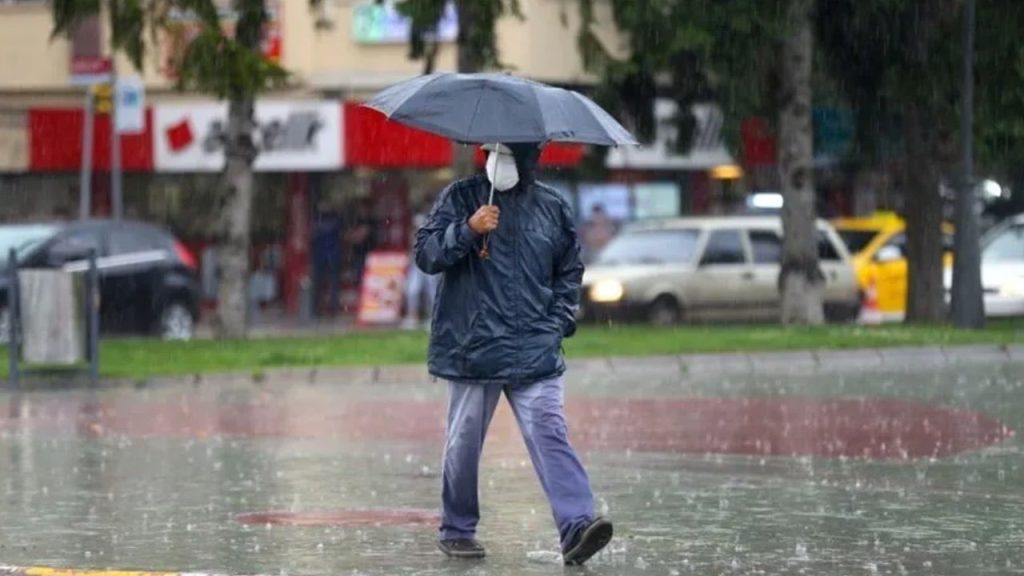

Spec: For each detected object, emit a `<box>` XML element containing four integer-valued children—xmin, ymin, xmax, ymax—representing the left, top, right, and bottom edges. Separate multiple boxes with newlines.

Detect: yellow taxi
<box><xmin>831</xmin><ymin>212</ymin><xmax>954</xmax><ymax>321</ymax></box>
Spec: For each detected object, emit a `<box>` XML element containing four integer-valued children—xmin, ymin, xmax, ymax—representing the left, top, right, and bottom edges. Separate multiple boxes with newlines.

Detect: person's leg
<box><xmin>440</xmin><ymin>381</ymin><xmax>502</xmax><ymax>541</ymax></box>
<box><xmin>505</xmin><ymin>376</ymin><xmax>595</xmax><ymax>548</ymax></box>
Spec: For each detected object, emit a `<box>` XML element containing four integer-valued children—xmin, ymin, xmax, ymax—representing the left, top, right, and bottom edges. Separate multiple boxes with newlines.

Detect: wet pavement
<box><xmin>1</xmin><ymin>359</ymin><xmax>1023</xmax><ymax>575</ymax></box>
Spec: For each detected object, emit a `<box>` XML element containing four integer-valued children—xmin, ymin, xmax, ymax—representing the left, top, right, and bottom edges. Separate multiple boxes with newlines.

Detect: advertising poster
<box><xmin>634</xmin><ymin>182</ymin><xmax>681</xmax><ymax>219</ymax></box>
<box><xmin>577</xmin><ymin>183</ymin><xmax>630</xmax><ymax>263</ymax></box>
<box><xmin>357</xmin><ymin>251</ymin><xmax>409</xmax><ymax>325</ymax></box>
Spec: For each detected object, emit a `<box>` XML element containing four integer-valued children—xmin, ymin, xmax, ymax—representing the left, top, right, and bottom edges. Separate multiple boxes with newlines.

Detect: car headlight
<box><xmin>590</xmin><ymin>279</ymin><xmax>624</xmax><ymax>303</ymax></box>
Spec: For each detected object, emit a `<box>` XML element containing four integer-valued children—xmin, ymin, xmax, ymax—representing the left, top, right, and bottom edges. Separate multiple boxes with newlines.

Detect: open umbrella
<box><xmin>365</xmin><ymin>73</ymin><xmax>637</xmax><ymax>257</ymax></box>
<box><xmin>364</xmin><ymin>72</ymin><xmax>637</xmax><ymax>147</ymax></box>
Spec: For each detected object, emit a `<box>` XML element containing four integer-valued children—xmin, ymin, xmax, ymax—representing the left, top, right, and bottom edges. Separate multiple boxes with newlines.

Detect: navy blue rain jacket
<box><xmin>415</xmin><ymin>150</ymin><xmax>583</xmax><ymax>385</ymax></box>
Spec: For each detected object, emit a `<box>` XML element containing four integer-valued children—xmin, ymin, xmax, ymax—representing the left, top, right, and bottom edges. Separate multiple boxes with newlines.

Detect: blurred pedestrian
<box><xmin>312</xmin><ymin>201</ymin><xmax>342</xmax><ymax>317</ymax></box>
<box><xmin>402</xmin><ymin>206</ymin><xmax>439</xmax><ymax>329</ymax></box>
<box><xmin>581</xmin><ymin>203</ymin><xmax>616</xmax><ymax>263</ymax></box>
<box><xmin>344</xmin><ymin>198</ymin><xmax>376</xmax><ymax>289</ymax></box>
<box><xmin>415</xmin><ymin>142</ymin><xmax>612</xmax><ymax>565</ymax></box>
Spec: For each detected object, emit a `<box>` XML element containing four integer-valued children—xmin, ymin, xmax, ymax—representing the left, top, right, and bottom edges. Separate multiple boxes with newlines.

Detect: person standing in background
<box><xmin>344</xmin><ymin>199</ymin><xmax>377</xmax><ymax>290</ymax></box>
<box><xmin>311</xmin><ymin>201</ymin><xmax>343</xmax><ymax>317</ymax></box>
<box><xmin>581</xmin><ymin>203</ymin><xmax>616</xmax><ymax>264</ymax></box>
<box><xmin>402</xmin><ymin>203</ymin><xmax>439</xmax><ymax>329</ymax></box>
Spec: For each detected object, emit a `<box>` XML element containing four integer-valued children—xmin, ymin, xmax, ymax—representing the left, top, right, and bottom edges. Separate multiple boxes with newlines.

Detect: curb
<box><xmin>113</xmin><ymin>343</ymin><xmax>1024</xmax><ymax>389</ymax></box>
<box><xmin>0</xmin><ymin>566</ymin><xmax>266</xmax><ymax>576</ymax></box>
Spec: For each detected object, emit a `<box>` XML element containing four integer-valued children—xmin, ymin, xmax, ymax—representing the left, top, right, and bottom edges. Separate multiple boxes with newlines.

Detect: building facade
<box><xmin>0</xmin><ymin>0</ymin><xmax>742</xmax><ymax>319</ymax></box>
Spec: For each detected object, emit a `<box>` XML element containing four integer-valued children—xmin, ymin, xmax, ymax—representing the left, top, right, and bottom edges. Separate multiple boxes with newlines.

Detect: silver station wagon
<box><xmin>580</xmin><ymin>216</ymin><xmax>861</xmax><ymax>325</ymax></box>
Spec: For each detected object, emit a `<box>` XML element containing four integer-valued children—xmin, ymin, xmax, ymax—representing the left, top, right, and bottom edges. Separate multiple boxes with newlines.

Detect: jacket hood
<box><xmin>506</xmin><ymin>142</ymin><xmax>543</xmax><ymax>190</ymax></box>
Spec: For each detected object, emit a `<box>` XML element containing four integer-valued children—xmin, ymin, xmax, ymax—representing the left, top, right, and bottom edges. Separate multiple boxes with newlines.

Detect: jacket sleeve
<box><xmin>415</xmin><ymin>183</ymin><xmax>480</xmax><ymax>274</ymax></box>
<box><xmin>551</xmin><ymin>202</ymin><xmax>584</xmax><ymax>338</ymax></box>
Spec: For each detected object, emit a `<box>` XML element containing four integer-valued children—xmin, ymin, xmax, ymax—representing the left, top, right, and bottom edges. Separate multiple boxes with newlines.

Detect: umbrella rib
<box><xmin>463</xmin><ymin>80</ymin><xmax>489</xmax><ymax>142</ymax></box>
<box><xmin>366</xmin><ymin>73</ymin><xmax>445</xmax><ymax>119</ymax></box>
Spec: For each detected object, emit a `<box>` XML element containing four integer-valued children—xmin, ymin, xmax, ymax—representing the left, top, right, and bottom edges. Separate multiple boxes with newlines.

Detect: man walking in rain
<box><xmin>415</xmin><ymin>142</ymin><xmax>613</xmax><ymax>565</ymax></box>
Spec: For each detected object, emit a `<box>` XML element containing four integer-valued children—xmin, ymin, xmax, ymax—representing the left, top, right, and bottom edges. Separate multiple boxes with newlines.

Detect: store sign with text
<box><xmin>153</xmin><ymin>102</ymin><xmax>343</xmax><ymax>172</ymax></box>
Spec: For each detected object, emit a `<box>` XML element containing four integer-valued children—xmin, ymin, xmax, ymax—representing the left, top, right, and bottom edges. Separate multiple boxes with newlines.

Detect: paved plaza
<box><xmin>1</xmin><ymin>351</ymin><xmax>1022</xmax><ymax>575</ymax></box>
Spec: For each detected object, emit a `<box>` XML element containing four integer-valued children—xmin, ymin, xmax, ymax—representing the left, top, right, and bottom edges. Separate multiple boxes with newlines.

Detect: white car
<box><xmin>580</xmin><ymin>216</ymin><xmax>861</xmax><ymax>325</ymax></box>
<box><xmin>979</xmin><ymin>214</ymin><xmax>1024</xmax><ymax>317</ymax></box>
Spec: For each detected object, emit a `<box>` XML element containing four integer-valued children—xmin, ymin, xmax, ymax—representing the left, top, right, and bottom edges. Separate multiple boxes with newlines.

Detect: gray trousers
<box><xmin>440</xmin><ymin>376</ymin><xmax>595</xmax><ymax>549</ymax></box>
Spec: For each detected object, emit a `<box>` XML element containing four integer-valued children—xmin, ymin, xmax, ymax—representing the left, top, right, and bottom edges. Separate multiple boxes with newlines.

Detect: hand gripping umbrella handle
<box><xmin>480</xmin><ymin>143</ymin><xmax>499</xmax><ymax>259</ymax></box>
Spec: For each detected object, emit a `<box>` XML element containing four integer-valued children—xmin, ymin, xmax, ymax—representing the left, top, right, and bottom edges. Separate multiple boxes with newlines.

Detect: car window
<box><xmin>983</xmin><ymin>225</ymin><xmax>1024</xmax><ymax>263</ymax></box>
<box><xmin>942</xmin><ymin>233</ymin><xmax>955</xmax><ymax>252</ymax></box>
<box><xmin>817</xmin><ymin>231</ymin><xmax>842</xmax><ymax>261</ymax></box>
<box><xmin>700</xmin><ymin>229</ymin><xmax>746</xmax><ymax>266</ymax></box>
<box><xmin>0</xmin><ymin>225</ymin><xmax>58</xmax><ymax>265</ymax></box>
<box><xmin>109</xmin><ymin>227</ymin><xmax>168</xmax><ymax>256</ymax></box>
<box><xmin>597</xmin><ymin>229</ymin><xmax>701</xmax><ymax>265</ymax></box>
<box><xmin>749</xmin><ymin>230</ymin><xmax>782</xmax><ymax>264</ymax></box>
<box><xmin>837</xmin><ymin>229</ymin><xmax>879</xmax><ymax>255</ymax></box>
<box><xmin>881</xmin><ymin>233</ymin><xmax>908</xmax><ymax>259</ymax></box>
<box><xmin>49</xmin><ymin>230</ymin><xmax>103</xmax><ymax>259</ymax></box>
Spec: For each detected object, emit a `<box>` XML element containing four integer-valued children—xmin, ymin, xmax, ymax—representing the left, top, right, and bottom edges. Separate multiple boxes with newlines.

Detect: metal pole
<box><xmin>7</xmin><ymin>249</ymin><xmax>18</xmax><ymax>389</ymax></box>
<box><xmin>110</xmin><ymin>69</ymin><xmax>123</xmax><ymax>220</ymax></box>
<box><xmin>87</xmin><ymin>249</ymin><xmax>99</xmax><ymax>386</ymax></box>
<box><xmin>80</xmin><ymin>89</ymin><xmax>95</xmax><ymax>220</ymax></box>
<box><xmin>951</xmin><ymin>0</ymin><xmax>984</xmax><ymax>328</ymax></box>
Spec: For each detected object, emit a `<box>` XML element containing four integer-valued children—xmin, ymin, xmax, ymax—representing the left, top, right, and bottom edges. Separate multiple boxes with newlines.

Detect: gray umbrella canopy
<box><xmin>364</xmin><ymin>73</ymin><xmax>638</xmax><ymax>147</ymax></box>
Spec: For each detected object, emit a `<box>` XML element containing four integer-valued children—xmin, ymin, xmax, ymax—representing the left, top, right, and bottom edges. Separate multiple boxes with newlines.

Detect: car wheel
<box><xmin>0</xmin><ymin>306</ymin><xmax>9</xmax><ymax>345</ymax></box>
<box><xmin>647</xmin><ymin>296</ymin><xmax>682</xmax><ymax>326</ymax></box>
<box><xmin>160</xmin><ymin>302</ymin><xmax>195</xmax><ymax>341</ymax></box>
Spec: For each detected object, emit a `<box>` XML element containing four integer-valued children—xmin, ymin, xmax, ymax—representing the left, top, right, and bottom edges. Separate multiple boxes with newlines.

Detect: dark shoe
<box><xmin>563</xmin><ymin>517</ymin><xmax>614</xmax><ymax>566</ymax></box>
<box><xmin>438</xmin><ymin>538</ymin><xmax>486</xmax><ymax>559</ymax></box>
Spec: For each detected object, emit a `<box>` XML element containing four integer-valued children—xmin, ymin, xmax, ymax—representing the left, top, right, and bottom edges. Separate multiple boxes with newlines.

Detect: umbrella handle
<box><xmin>480</xmin><ymin>143</ymin><xmax>499</xmax><ymax>259</ymax></box>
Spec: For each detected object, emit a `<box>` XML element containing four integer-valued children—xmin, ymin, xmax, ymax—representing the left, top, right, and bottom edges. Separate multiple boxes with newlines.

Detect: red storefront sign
<box><xmin>344</xmin><ymin>102</ymin><xmax>585</xmax><ymax>169</ymax></box>
<box><xmin>471</xmin><ymin>143</ymin><xmax>584</xmax><ymax>168</ymax></box>
<box><xmin>344</xmin><ymin>102</ymin><xmax>452</xmax><ymax>168</ymax></box>
<box><xmin>29</xmin><ymin>108</ymin><xmax>154</xmax><ymax>172</ymax></box>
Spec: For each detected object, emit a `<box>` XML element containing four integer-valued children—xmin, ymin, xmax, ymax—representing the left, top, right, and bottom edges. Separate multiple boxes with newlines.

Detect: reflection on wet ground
<box><xmin>1</xmin><ymin>362</ymin><xmax>1022</xmax><ymax>575</ymax></box>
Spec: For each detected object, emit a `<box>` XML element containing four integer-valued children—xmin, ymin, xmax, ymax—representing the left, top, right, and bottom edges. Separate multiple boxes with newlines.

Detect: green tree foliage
<box><xmin>576</xmin><ymin>0</ymin><xmax>784</xmax><ymax>151</ymax></box>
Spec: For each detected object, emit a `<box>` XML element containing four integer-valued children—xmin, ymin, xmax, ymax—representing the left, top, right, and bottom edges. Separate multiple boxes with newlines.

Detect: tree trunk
<box><xmin>903</xmin><ymin>105</ymin><xmax>947</xmax><ymax>324</ymax></box>
<box><xmin>778</xmin><ymin>0</ymin><xmax>824</xmax><ymax>325</ymax></box>
<box><xmin>213</xmin><ymin>97</ymin><xmax>257</xmax><ymax>339</ymax></box>
<box><xmin>452</xmin><ymin>0</ymin><xmax>485</xmax><ymax>178</ymax></box>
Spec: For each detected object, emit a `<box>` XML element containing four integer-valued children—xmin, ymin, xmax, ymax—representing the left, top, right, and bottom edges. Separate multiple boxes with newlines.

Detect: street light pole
<box><xmin>951</xmin><ymin>0</ymin><xmax>984</xmax><ymax>328</ymax></box>
<box><xmin>110</xmin><ymin>63</ymin><xmax>123</xmax><ymax>220</ymax></box>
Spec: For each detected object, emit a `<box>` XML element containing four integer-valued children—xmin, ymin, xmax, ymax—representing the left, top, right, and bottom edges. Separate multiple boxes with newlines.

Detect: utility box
<box><xmin>19</xmin><ymin>270</ymin><xmax>86</xmax><ymax>365</ymax></box>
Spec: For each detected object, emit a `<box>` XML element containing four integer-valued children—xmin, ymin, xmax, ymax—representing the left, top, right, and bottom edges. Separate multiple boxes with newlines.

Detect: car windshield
<box><xmin>596</xmin><ymin>229</ymin><xmax>700</xmax><ymax>266</ymax></box>
<box><xmin>837</xmin><ymin>229</ymin><xmax>880</xmax><ymax>255</ymax></box>
<box><xmin>0</xmin><ymin>225</ymin><xmax>58</xmax><ymax>266</ymax></box>
<box><xmin>983</xmin><ymin>224</ymin><xmax>1024</xmax><ymax>263</ymax></box>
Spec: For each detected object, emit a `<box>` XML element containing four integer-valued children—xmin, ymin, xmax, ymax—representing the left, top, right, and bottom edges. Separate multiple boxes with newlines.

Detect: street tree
<box><xmin>577</xmin><ymin>0</ymin><xmax>825</xmax><ymax>324</ymax></box>
<box><xmin>777</xmin><ymin>0</ymin><xmax>823</xmax><ymax>325</ymax></box>
<box><xmin>51</xmin><ymin>1</ymin><xmax>311</xmax><ymax>339</ymax></box>
<box><xmin>817</xmin><ymin>1</ymin><xmax>963</xmax><ymax>324</ymax></box>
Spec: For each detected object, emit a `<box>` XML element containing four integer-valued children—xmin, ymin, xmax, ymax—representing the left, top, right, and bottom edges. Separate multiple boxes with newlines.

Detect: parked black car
<box><xmin>0</xmin><ymin>220</ymin><xmax>200</xmax><ymax>341</ymax></box>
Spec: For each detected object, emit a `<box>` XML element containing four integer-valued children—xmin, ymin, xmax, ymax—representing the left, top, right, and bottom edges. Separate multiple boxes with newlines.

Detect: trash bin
<box><xmin>19</xmin><ymin>269</ymin><xmax>86</xmax><ymax>365</ymax></box>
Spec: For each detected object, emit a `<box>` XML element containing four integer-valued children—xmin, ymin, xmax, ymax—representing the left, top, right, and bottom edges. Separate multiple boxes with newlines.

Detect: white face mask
<box><xmin>485</xmin><ymin>150</ymin><xmax>519</xmax><ymax>192</ymax></box>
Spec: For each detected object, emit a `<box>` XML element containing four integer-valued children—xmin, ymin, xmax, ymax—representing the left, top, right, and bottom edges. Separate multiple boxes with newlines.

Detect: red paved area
<box><xmin>3</xmin><ymin>394</ymin><xmax>1012</xmax><ymax>460</ymax></box>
